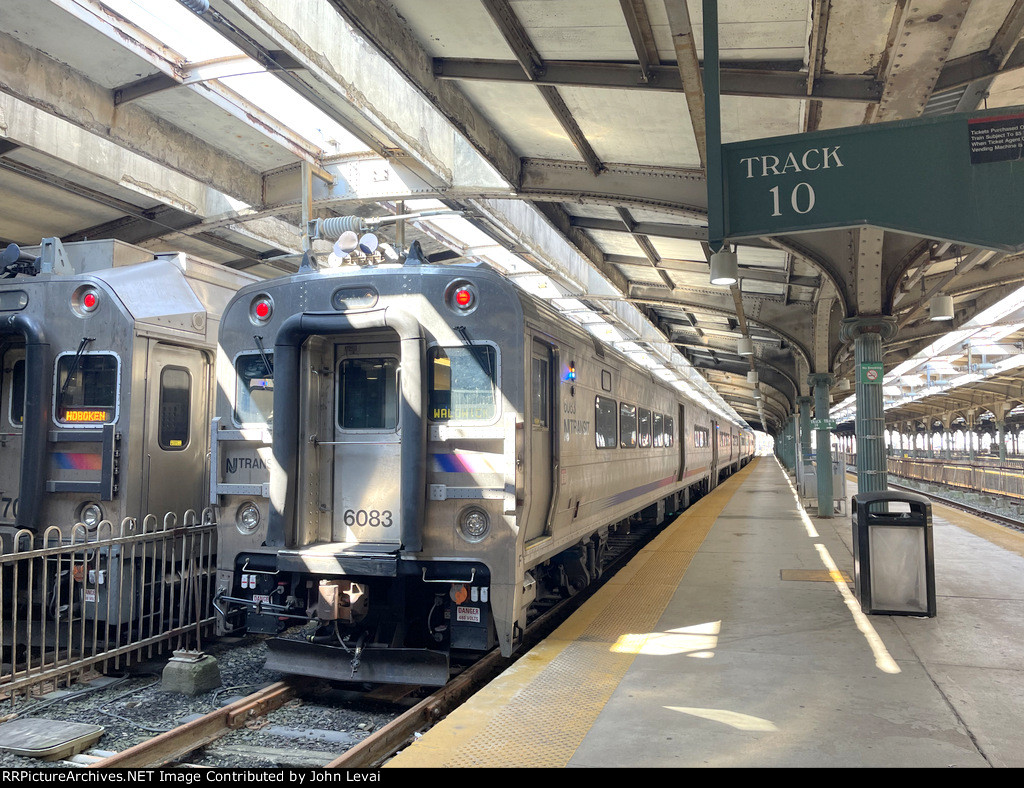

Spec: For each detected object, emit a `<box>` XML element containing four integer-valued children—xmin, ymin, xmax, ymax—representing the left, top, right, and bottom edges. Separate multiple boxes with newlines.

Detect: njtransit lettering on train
<box><xmin>225</xmin><ymin>456</ymin><xmax>267</xmax><ymax>474</ymax></box>
<box><xmin>564</xmin><ymin>417</ymin><xmax>590</xmax><ymax>437</ymax></box>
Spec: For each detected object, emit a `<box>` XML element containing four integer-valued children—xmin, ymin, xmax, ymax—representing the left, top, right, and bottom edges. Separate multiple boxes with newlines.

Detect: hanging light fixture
<box><xmin>709</xmin><ymin>248</ymin><xmax>738</xmax><ymax>285</ymax></box>
<box><xmin>747</xmin><ymin>370</ymin><xmax>758</xmax><ymax>386</ymax></box>
<box><xmin>737</xmin><ymin>336</ymin><xmax>753</xmax><ymax>356</ymax></box>
<box><xmin>929</xmin><ymin>293</ymin><xmax>954</xmax><ymax>321</ymax></box>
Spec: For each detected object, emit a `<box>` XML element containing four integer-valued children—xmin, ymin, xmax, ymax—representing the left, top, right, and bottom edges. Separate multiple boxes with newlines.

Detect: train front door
<box><xmin>143</xmin><ymin>342</ymin><xmax>210</xmax><ymax>521</ymax></box>
<box><xmin>525</xmin><ymin>340</ymin><xmax>554</xmax><ymax>542</ymax></box>
<box><xmin>711</xmin><ymin>418</ymin><xmax>720</xmax><ymax>489</ymax></box>
<box><xmin>332</xmin><ymin>339</ymin><xmax>403</xmax><ymax>547</ymax></box>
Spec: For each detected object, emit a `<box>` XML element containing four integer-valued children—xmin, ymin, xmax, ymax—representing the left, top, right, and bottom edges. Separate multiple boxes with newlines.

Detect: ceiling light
<box><xmin>737</xmin><ymin>337</ymin><xmax>753</xmax><ymax>356</ymax></box>
<box><xmin>709</xmin><ymin>249</ymin><xmax>738</xmax><ymax>286</ymax></box>
<box><xmin>747</xmin><ymin>370</ymin><xmax>758</xmax><ymax>386</ymax></box>
<box><xmin>929</xmin><ymin>293</ymin><xmax>954</xmax><ymax>321</ymax></box>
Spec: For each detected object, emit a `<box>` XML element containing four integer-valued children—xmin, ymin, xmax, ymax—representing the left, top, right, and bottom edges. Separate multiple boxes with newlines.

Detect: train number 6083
<box><xmin>343</xmin><ymin>509</ymin><xmax>393</xmax><ymax>527</ymax></box>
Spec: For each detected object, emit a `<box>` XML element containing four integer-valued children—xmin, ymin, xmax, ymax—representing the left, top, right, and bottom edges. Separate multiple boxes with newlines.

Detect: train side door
<box><xmin>332</xmin><ymin>340</ymin><xmax>403</xmax><ymax>547</ymax></box>
<box><xmin>0</xmin><ymin>346</ymin><xmax>25</xmax><ymax>526</ymax></box>
<box><xmin>711</xmin><ymin>419</ymin><xmax>720</xmax><ymax>487</ymax></box>
<box><xmin>524</xmin><ymin>340</ymin><xmax>554</xmax><ymax>542</ymax></box>
<box><xmin>676</xmin><ymin>404</ymin><xmax>686</xmax><ymax>481</ymax></box>
<box><xmin>144</xmin><ymin>342</ymin><xmax>209</xmax><ymax>521</ymax></box>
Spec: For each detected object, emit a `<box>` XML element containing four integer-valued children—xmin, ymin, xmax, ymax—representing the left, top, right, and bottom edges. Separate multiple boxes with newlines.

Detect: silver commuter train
<box><xmin>211</xmin><ymin>243</ymin><xmax>754</xmax><ymax>684</ymax></box>
<box><xmin>0</xmin><ymin>238</ymin><xmax>257</xmax><ymax>540</ymax></box>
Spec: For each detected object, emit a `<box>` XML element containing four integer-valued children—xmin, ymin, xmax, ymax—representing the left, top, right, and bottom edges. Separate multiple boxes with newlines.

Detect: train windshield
<box><xmin>235</xmin><ymin>352</ymin><xmax>274</xmax><ymax>426</ymax></box>
<box><xmin>5</xmin><ymin>353</ymin><xmax>24</xmax><ymax>427</ymax></box>
<box><xmin>55</xmin><ymin>353</ymin><xmax>118</xmax><ymax>424</ymax></box>
<box><xmin>428</xmin><ymin>345</ymin><xmax>498</xmax><ymax>423</ymax></box>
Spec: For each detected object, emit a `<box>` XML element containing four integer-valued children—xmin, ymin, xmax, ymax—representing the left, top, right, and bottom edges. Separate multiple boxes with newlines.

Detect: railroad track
<box><xmin>87</xmin><ymin>681</ymin><xmax>300</xmax><ymax>768</ymax></box>
<box><xmin>841</xmin><ymin>466</ymin><xmax>1024</xmax><ymax>533</ymax></box>
<box><xmin>79</xmin><ymin>509</ymin><xmax>670</xmax><ymax>769</ymax></box>
<box><xmin>886</xmin><ymin>478</ymin><xmax>1024</xmax><ymax>533</ymax></box>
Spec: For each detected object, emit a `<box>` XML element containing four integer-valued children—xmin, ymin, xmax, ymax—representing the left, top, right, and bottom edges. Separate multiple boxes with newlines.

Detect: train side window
<box><xmin>428</xmin><ymin>345</ymin><xmax>498</xmax><ymax>423</ymax></box>
<box><xmin>158</xmin><ymin>366</ymin><xmax>191</xmax><ymax>450</ymax></box>
<box><xmin>638</xmin><ymin>408</ymin><xmax>652</xmax><ymax>448</ymax></box>
<box><xmin>694</xmin><ymin>426</ymin><xmax>709</xmax><ymax>447</ymax></box>
<box><xmin>619</xmin><ymin>403</ymin><xmax>637</xmax><ymax>448</ymax></box>
<box><xmin>339</xmin><ymin>357</ymin><xmax>399</xmax><ymax>430</ymax></box>
<box><xmin>234</xmin><ymin>352</ymin><xmax>274</xmax><ymax>426</ymax></box>
<box><xmin>7</xmin><ymin>355</ymin><xmax>24</xmax><ymax>427</ymax></box>
<box><xmin>653</xmin><ymin>413</ymin><xmax>664</xmax><ymax>448</ymax></box>
<box><xmin>55</xmin><ymin>353</ymin><xmax>118</xmax><ymax>424</ymax></box>
<box><xmin>595</xmin><ymin>396</ymin><xmax>617</xmax><ymax>448</ymax></box>
<box><xmin>665</xmin><ymin>416</ymin><xmax>674</xmax><ymax>447</ymax></box>
<box><xmin>531</xmin><ymin>356</ymin><xmax>549</xmax><ymax>428</ymax></box>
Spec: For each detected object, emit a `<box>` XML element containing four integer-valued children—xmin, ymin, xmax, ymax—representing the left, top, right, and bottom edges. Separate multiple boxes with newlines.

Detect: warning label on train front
<box><xmin>456</xmin><ymin>605</ymin><xmax>481</xmax><ymax>623</ymax></box>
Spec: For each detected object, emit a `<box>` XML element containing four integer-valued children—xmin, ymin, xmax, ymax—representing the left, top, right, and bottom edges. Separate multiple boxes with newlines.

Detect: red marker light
<box><xmin>255</xmin><ymin>300</ymin><xmax>270</xmax><ymax>319</ymax></box>
<box><xmin>454</xmin><ymin>288</ymin><xmax>473</xmax><ymax>308</ymax></box>
<box><xmin>82</xmin><ymin>292</ymin><xmax>97</xmax><ymax>309</ymax></box>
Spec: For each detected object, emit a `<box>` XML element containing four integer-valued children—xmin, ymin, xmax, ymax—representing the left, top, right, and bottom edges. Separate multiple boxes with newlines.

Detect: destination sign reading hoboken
<box><xmin>721</xmin><ymin>107</ymin><xmax>1024</xmax><ymax>252</ymax></box>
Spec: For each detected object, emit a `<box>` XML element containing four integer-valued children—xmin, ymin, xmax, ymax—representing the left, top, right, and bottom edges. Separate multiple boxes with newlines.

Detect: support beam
<box><xmin>432</xmin><ymin>58</ymin><xmax>882</xmax><ymax>103</ymax></box>
<box><xmin>0</xmin><ymin>91</ymin><xmax>298</xmax><ymax>254</ymax></box>
<box><xmin>479</xmin><ymin>0</ymin><xmax>603</xmax><ymax>174</ymax></box>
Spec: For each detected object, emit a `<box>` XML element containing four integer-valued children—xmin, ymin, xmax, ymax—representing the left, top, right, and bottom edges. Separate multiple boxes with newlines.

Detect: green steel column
<box><xmin>841</xmin><ymin>317</ymin><xmax>897</xmax><ymax>495</ymax></box>
<box><xmin>809</xmin><ymin>373</ymin><xmax>835</xmax><ymax>517</ymax></box>
<box><xmin>703</xmin><ymin>0</ymin><xmax>723</xmax><ymax>252</ymax></box>
<box><xmin>998</xmin><ymin>421</ymin><xmax>1007</xmax><ymax>461</ymax></box>
<box><xmin>798</xmin><ymin>396</ymin><xmax>813</xmax><ymax>464</ymax></box>
<box><xmin>782</xmin><ymin>416</ymin><xmax>795</xmax><ymax>471</ymax></box>
<box><xmin>790</xmin><ymin>413</ymin><xmax>798</xmax><ymax>470</ymax></box>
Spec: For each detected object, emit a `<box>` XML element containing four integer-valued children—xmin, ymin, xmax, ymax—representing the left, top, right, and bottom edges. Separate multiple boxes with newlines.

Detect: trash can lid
<box><xmin>852</xmin><ymin>490</ymin><xmax>930</xmax><ymax>505</ymax></box>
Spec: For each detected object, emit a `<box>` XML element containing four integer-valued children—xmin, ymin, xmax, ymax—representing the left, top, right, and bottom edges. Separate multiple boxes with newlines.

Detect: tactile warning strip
<box><xmin>387</xmin><ymin>460</ymin><xmax>759</xmax><ymax>768</ymax></box>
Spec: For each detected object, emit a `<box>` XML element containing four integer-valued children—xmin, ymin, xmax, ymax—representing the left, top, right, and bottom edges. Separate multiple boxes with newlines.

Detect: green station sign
<box><xmin>859</xmin><ymin>362</ymin><xmax>884</xmax><ymax>385</ymax></box>
<box><xmin>812</xmin><ymin>418</ymin><xmax>838</xmax><ymax>430</ymax></box>
<box><xmin>722</xmin><ymin>108</ymin><xmax>1024</xmax><ymax>251</ymax></box>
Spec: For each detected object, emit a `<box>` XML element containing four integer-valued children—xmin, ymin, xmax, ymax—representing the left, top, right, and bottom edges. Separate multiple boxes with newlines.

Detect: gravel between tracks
<box><xmin>0</xmin><ymin>635</ymin><xmax>398</xmax><ymax>768</ymax></box>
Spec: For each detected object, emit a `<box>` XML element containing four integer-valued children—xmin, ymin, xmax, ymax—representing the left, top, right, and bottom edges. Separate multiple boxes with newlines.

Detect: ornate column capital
<box><xmin>808</xmin><ymin>372</ymin><xmax>835</xmax><ymax>389</ymax></box>
<box><xmin>839</xmin><ymin>315</ymin><xmax>898</xmax><ymax>344</ymax></box>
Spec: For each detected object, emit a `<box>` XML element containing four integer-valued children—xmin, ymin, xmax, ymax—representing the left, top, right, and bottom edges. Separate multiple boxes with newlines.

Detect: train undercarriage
<box><xmin>215</xmin><ymin>486</ymin><xmax>703</xmax><ymax>687</ymax></box>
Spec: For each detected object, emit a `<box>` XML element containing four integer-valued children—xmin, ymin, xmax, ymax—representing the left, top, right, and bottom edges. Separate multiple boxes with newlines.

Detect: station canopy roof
<box><xmin>4</xmin><ymin>0</ymin><xmax>1024</xmax><ymax>434</ymax></box>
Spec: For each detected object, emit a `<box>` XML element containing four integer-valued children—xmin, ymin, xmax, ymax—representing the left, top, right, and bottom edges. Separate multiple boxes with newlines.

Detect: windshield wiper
<box><xmin>254</xmin><ymin>335</ymin><xmax>273</xmax><ymax>377</ymax></box>
<box><xmin>57</xmin><ymin>337</ymin><xmax>94</xmax><ymax>411</ymax></box>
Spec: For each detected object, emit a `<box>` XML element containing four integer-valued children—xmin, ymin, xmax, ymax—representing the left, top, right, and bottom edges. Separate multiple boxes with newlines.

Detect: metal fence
<box><xmin>0</xmin><ymin>509</ymin><xmax>217</xmax><ymax>701</ymax></box>
<box><xmin>888</xmin><ymin>457</ymin><xmax>1024</xmax><ymax>501</ymax></box>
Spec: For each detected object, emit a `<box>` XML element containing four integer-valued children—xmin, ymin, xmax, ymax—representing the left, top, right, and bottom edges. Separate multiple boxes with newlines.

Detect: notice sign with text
<box><xmin>969</xmin><ymin>113</ymin><xmax>1024</xmax><ymax>164</ymax></box>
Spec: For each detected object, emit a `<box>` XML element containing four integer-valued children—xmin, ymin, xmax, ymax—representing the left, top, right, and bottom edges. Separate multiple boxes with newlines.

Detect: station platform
<box><xmin>387</xmin><ymin>456</ymin><xmax>1024</xmax><ymax>768</ymax></box>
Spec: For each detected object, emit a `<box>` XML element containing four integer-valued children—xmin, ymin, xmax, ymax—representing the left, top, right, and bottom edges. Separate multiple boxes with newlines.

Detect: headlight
<box><xmin>457</xmin><ymin>506</ymin><xmax>490</xmax><ymax>543</ymax></box>
<box><xmin>236</xmin><ymin>502</ymin><xmax>261</xmax><ymax>535</ymax></box>
<box><xmin>79</xmin><ymin>503</ymin><xmax>102</xmax><ymax>530</ymax></box>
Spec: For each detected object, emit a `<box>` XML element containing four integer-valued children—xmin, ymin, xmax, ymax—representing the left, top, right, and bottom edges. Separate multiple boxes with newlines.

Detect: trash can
<box><xmin>851</xmin><ymin>490</ymin><xmax>936</xmax><ymax>617</ymax></box>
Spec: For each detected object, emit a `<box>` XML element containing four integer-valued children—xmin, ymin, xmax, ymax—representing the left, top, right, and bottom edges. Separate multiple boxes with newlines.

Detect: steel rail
<box><xmin>88</xmin><ymin>680</ymin><xmax>297</xmax><ymax>768</ymax></box>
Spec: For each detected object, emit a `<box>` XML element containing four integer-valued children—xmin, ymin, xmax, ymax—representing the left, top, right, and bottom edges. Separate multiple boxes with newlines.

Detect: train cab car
<box><xmin>211</xmin><ymin>243</ymin><xmax>753</xmax><ymax>685</ymax></box>
<box><xmin>0</xmin><ymin>238</ymin><xmax>257</xmax><ymax>545</ymax></box>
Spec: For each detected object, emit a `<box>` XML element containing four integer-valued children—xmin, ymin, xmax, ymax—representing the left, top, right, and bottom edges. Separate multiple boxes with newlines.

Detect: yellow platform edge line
<box><xmin>387</xmin><ymin>458</ymin><xmax>761</xmax><ymax>768</ymax></box>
